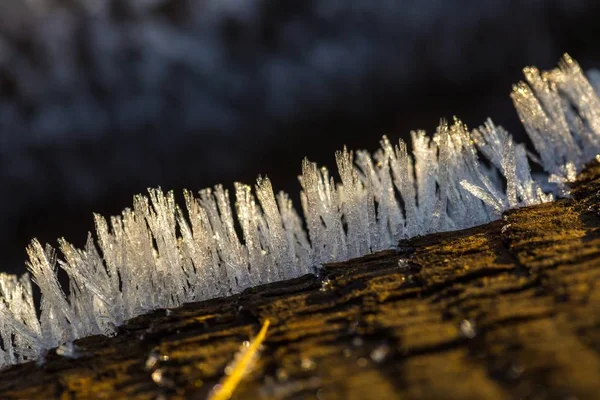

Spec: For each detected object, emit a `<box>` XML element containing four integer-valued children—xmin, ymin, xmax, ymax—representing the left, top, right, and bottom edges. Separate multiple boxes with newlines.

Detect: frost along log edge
<box><xmin>0</xmin><ymin>54</ymin><xmax>599</xmax><ymax>375</ymax></box>
<box><xmin>1</xmin><ymin>157</ymin><xmax>600</xmax><ymax>399</ymax></box>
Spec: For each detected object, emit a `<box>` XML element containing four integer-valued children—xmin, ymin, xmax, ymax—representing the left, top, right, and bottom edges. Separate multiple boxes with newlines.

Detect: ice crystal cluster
<box><xmin>0</xmin><ymin>54</ymin><xmax>599</xmax><ymax>368</ymax></box>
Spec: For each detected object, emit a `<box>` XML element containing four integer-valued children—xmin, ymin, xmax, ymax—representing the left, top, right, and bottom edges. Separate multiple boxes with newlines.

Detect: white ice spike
<box><xmin>0</xmin><ymin>54</ymin><xmax>599</xmax><ymax>368</ymax></box>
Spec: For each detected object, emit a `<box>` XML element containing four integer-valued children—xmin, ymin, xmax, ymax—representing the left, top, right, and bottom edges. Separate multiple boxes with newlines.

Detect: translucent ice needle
<box><xmin>0</xmin><ymin>54</ymin><xmax>599</xmax><ymax>369</ymax></box>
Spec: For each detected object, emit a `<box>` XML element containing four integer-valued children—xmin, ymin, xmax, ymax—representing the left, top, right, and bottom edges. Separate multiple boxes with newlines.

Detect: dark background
<box><xmin>1</xmin><ymin>0</ymin><xmax>600</xmax><ymax>275</ymax></box>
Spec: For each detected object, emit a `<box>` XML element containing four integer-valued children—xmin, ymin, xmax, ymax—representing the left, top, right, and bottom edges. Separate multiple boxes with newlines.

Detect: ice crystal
<box><xmin>0</xmin><ymin>54</ymin><xmax>599</xmax><ymax>369</ymax></box>
<box><xmin>511</xmin><ymin>54</ymin><xmax>600</xmax><ymax>188</ymax></box>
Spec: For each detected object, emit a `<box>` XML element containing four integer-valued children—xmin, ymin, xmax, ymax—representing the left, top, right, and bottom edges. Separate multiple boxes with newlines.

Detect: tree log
<box><xmin>1</xmin><ymin>163</ymin><xmax>600</xmax><ymax>399</ymax></box>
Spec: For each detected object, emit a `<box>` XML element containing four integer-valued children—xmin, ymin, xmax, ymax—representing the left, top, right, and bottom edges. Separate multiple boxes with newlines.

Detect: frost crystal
<box><xmin>1</xmin><ymin>54</ymin><xmax>599</xmax><ymax>368</ymax></box>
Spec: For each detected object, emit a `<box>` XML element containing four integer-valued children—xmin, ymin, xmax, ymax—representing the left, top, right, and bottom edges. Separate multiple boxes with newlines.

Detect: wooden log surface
<box><xmin>1</xmin><ymin>162</ymin><xmax>600</xmax><ymax>399</ymax></box>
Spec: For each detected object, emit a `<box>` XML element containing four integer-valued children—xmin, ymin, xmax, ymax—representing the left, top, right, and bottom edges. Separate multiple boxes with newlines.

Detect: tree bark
<box><xmin>2</xmin><ymin>162</ymin><xmax>600</xmax><ymax>399</ymax></box>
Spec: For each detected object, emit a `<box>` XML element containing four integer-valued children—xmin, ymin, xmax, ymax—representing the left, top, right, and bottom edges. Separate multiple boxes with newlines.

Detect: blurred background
<box><xmin>1</xmin><ymin>0</ymin><xmax>600</xmax><ymax>275</ymax></box>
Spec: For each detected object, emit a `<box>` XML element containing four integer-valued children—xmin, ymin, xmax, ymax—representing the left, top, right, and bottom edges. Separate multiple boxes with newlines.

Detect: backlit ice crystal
<box><xmin>0</xmin><ymin>54</ymin><xmax>599</xmax><ymax>368</ymax></box>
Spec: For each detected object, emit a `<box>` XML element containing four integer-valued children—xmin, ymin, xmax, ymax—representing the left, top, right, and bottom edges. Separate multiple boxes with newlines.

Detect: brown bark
<box><xmin>1</xmin><ymin>163</ymin><xmax>600</xmax><ymax>399</ymax></box>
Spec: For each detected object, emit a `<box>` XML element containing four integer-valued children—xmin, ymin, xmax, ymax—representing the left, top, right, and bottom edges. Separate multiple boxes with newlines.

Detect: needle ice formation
<box><xmin>0</xmin><ymin>54</ymin><xmax>598</xmax><ymax>368</ymax></box>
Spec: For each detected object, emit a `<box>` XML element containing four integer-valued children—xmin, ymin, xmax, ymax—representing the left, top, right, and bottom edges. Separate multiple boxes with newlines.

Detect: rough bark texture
<box><xmin>1</xmin><ymin>162</ymin><xmax>600</xmax><ymax>399</ymax></box>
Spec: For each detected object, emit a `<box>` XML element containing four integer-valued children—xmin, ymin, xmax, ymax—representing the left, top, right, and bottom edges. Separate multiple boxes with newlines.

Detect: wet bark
<box><xmin>1</xmin><ymin>163</ymin><xmax>600</xmax><ymax>399</ymax></box>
